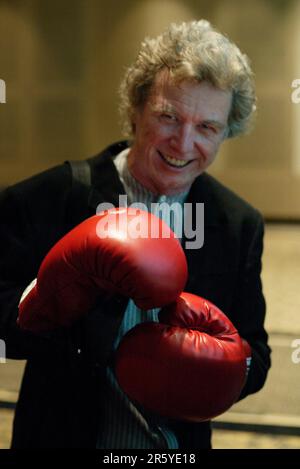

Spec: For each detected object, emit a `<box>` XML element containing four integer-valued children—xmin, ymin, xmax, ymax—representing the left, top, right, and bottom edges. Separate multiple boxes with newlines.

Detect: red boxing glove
<box><xmin>18</xmin><ymin>208</ymin><xmax>187</xmax><ymax>332</ymax></box>
<box><xmin>115</xmin><ymin>292</ymin><xmax>248</xmax><ymax>422</ymax></box>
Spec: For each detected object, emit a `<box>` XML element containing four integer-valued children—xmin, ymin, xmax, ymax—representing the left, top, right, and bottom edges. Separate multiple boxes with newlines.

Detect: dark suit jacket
<box><xmin>0</xmin><ymin>141</ymin><xmax>271</xmax><ymax>448</ymax></box>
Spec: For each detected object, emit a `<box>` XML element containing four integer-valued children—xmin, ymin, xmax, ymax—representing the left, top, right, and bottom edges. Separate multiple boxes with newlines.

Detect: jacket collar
<box><xmin>87</xmin><ymin>141</ymin><xmax>128</xmax><ymax>213</ymax></box>
<box><xmin>187</xmin><ymin>174</ymin><xmax>228</xmax><ymax>227</ymax></box>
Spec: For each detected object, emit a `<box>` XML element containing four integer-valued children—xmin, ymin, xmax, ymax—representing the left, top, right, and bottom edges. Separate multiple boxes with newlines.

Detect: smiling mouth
<box><xmin>158</xmin><ymin>150</ymin><xmax>193</xmax><ymax>168</ymax></box>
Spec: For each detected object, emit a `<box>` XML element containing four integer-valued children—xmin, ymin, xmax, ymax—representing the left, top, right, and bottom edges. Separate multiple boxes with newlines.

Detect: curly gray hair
<box><xmin>119</xmin><ymin>20</ymin><xmax>256</xmax><ymax>139</ymax></box>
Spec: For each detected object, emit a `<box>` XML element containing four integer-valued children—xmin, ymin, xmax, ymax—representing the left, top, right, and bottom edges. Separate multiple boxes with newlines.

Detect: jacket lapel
<box><xmin>87</xmin><ymin>141</ymin><xmax>129</xmax><ymax>213</ymax></box>
<box><xmin>182</xmin><ymin>175</ymin><xmax>233</xmax><ymax>298</ymax></box>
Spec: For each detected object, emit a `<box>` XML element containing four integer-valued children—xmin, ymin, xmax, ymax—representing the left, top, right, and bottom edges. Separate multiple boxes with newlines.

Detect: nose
<box><xmin>169</xmin><ymin>123</ymin><xmax>195</xmax><ymax>154</ymax></box>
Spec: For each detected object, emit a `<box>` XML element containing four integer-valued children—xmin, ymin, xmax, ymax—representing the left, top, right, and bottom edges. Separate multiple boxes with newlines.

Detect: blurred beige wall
<box><xmin>0</xmin><ymin>0</ymin><xmax>299</xmax><ymax>217</ymax></box>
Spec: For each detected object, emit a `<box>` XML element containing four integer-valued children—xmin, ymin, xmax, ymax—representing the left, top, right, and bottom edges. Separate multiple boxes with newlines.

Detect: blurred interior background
<box><xmin>0</xmin><ymin>0</ymin><xmax>300</xmax><ymax>449</ymax></box>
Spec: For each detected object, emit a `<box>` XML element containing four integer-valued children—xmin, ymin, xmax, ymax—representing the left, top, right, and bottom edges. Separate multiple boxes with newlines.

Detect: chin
<box><xmin>157</xmin><ymin>183</ymin><xmax>186</xmax><ymax>196</ymax></box>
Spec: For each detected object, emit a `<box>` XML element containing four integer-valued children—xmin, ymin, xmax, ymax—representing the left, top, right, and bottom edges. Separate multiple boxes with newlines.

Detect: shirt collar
<box><xmin>113</xmin><ymin>148</ymin><xmax>188</xmax><ymax>206</ymax></box>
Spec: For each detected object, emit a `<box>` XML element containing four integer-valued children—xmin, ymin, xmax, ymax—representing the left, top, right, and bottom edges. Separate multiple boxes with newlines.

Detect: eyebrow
<box><xmin>202</xmin><ymin>119</ymin><xmax>227</xmax><ymax>130</ymax></box>
<box><xmin>150</xmin><ymin>103</ymin><xmax>227</xmax><ymax>130</ymax></box>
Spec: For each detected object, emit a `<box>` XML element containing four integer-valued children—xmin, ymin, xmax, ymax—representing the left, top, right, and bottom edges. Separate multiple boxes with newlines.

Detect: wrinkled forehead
<box><xmin>146</xmin><ymin>70</ymin><xmax>194</xmax><ymax>108</ymax></box>
<box><xmin>146</xmin><ymin>68</ymin><xmax>232</xmax><ymax>123</ymax></box>
<box><xmin>148</xmin><ymin>67</ymin><xmax>231</xmax><ymax>102</ymax></box>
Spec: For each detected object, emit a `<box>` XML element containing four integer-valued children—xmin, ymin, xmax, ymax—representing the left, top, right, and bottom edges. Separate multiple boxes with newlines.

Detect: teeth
<box><xmin>162</xmin><ymin>153</ymin><xmax>189</xmax><ymax>167</ymax></box>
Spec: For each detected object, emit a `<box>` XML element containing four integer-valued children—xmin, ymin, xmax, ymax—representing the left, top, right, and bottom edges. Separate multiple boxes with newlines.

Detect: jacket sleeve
<box><xmin>234</xmin><ymin>212</ymin><xmax>271</xmax><ymax>401</ymax></box>
<box><xmin>0</xmin><ymin>165</ymin><xmax>74</xmax><ymax>359</ymax></box>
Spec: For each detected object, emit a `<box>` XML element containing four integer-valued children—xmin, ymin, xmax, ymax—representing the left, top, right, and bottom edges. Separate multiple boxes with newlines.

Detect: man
<box><xmin>0</xmin><ymin>19</ymin><xmax>271</xmax><ymax>448</ymax></box>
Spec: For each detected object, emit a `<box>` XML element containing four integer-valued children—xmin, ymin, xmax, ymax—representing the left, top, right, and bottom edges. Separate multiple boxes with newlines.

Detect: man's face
<box><xmin>127</xmin><ymin>71</ymin><xmax>232</xmax><ymax>195</ymax></box>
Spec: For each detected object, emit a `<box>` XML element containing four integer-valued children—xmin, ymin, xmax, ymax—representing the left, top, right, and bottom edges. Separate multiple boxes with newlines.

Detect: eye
<box><xmin>160</xmin><ymin>113</ymin><xmax>177</xmax><ymax>122</ymax></box>
<box><xmin>199</xmin><ymin>123</ymin><xmax>217</xmax><ymax>134</ymax></box>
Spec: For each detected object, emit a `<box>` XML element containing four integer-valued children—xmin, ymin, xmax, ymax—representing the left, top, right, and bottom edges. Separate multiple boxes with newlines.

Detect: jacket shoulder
<box><xmin>0</xmin><ymin>163</ymin><xmax>74</xmax><ymax>255</ymax></box>
<box><xmin>198</xmin><ymin>172</ymin><xmax>264</xmax><ymax>226</ymax></box>
<box><xmin>3</xmin><ymin>163</ymin><xmax>72</xmax><ymax>203</ymax></box>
